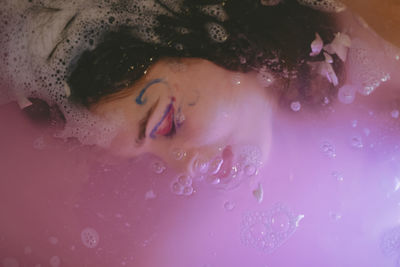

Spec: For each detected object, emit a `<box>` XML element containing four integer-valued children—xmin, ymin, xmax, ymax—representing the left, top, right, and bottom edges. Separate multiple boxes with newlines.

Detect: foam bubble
<box><xmin>152</xmin><ymin>160</ymin><xmax>166</xmax><ymax>174</ymax></box>
<box><xmin>297</xmin><ymin>0</ymin><xmax>346</xmax><ymax>13</ymax></box>
<box><xmin>206</xmin><ymin>22</ymin><xmax>228</xmax><ymax>43</ymax></box>
<box><xmin>257</xmin><ymin>67</ymin><xmax>275</xmax><ymax>88</ymax></box>
<box><xmin>290</xmin><ymin>101</ymin><xmax>301</xmax><ymax>112</ymax></box>
<box><xmin>321</xmin><ymin>141</ymin><xmax>336</xmax><ymax>158</ymax></box>
<box><xmin>240</xmin><ymin>204</ymin><xmax>299</xmax><ymax>253</ymax></box>
<box><xmin>177</xmin><ymin>174</ymin><xmax>192</xmax><ymax>187</ymax></box>
<box><xmin>347</xmin><ymin>38</ymin><xmax>391</xmax><ymax>96</ymax></box>
<box><xmin>81</xmin><ymin>227</ymin><xmax>100</xmax><ymax>249</ymax></box>
<box><xmin>0</xmin><ymin>0</ymin><xmax>174</xmax><ymax>147</ymax></box>
<box><xmin>381</xmin><ymin>226</ymin><xmax>400</xmax><ymax>257</ymax></box>
<box><xmin>200</xmin><ymin>5</ymin><xmax>228</xmax><ymax>21</ymax></box>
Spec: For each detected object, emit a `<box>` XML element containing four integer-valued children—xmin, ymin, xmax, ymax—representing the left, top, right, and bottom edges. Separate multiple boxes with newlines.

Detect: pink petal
<box><xmin>310</xmin><ymin>33</ymin><xmax>323</xmax><ymax>56</ymax></box>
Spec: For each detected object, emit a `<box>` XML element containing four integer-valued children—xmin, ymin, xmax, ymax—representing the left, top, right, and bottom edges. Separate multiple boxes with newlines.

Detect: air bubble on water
<box><xmin>363</xmin><ymin>128</ymin><xmax>370</xmax><ymax>137</ymax></box>
<box><xmin>290</xmin><ymin>101</ymin><xmax>301</xmax><ymax>112</ymax></box>
<box><xmin>391</xmin><ymin>110</ymin><xmax>399</xmax><ymax>119</ymax></box>
<box><xmin>261</xmin><ymin>0</ymin><xmax>281</xmax><ymax>6</ymax></box>
<box><xmin>338</xmin><ymin>85</ymin><xmax>356</xmax><ymax>104</ymax></box>
<box><xmin>224</xmin><ymin>201</ymin><xmax>235</xmax><ymax>211</ymax></box>
<box><xmin>49</xmin><ymin>256</ymin><xmax>60</xmax><ymax>267</ymax></box>
<box><xmin>182</xmin><ymin>186</ymin><xmax>194</xmax><ymax>196</ymax></box>
<box><xmin>321</xmin><ymin>141</ymin><xmax>337</xmax><ymax>158</ymax></box>
<box><xmin>151</xmin><ymin>160</ymin><xmax>166</xmax><ymax>174</ymax></box>
<box><xmin>192</xmin><ymin>157</ymin><xmax>209</xmax><ymax>174</ymax></box>
<box><xmin>351</xmin><ymin>120</ymin><xmax>358</xmax><ymax>128</ymax></box>
<box><xmin>171</xmin><ymin>181</ymin><xmax>184</xmax><ymax>195</ymax></box>
<box><xmin>208</xmin><ymin>157</ymin><xmax>224</xmax><ymax>174</ymax></box>
<box><xmin>177</xmin><ymin>174</ymin><xmax>192</xmax><ymax>187</ymax></box>
<box><xmin>171</xmin><ymin>148</ymin><xmax>186</xmax><ymax>161</ymax></box>
<box><xmin>24</xmin><ymin>246</ymin><xmax>32</xmax><ymax>254</ymax></box>
<box><xmin>329</xmin><ymin>211</ymin><xmax>342</xmax><ymax>221</ymax></box>
<box><xmin>48</xmin><ymin>236</ymin><xmax>58</xmax><ymax>245</ymax></box>
<box><xmin>351</xmin><ymin>136</ymin><xmax>364</xmax><ymax>148</ymax></box>
<box><xmin>80</xmin><ymin>227</ymin><xmax>100</xmax><ymax>249</ymax></box>
<box><xmin>145</xmin><ymin>190</ymin><xmax>157</xmax><ymax>200</ymax></box>
<box><xmin>331</xmin><ymin>171</ymin><xmax>344</xmax><ymax>182</ymax></box>
<box><xmin>257</xmin><ymin>67</ymin><xmax>275</xmax><ymax>88</ymax></box>
<box><xmin>2</xmin><ymin>257</ymin><xmax>19</xmax><ymax>267</ymax></box>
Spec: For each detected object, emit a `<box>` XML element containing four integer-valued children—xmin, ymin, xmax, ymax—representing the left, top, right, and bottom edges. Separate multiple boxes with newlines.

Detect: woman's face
<box><xmin>93</xmin><ymin>58</ymin><xmax>274</xmax><ymax>176</ymax></box>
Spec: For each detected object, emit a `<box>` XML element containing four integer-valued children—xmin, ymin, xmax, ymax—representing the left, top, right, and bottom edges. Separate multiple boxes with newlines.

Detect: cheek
<box><xmin>179</xmin><ymin>101</ymin><xmax>236</xmax><ymax>145</ymax></box>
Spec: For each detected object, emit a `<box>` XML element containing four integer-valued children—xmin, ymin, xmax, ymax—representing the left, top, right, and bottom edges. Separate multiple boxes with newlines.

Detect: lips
<box><xmin>155</xmin><ymin>105</ymin><xmax>174</xmax><ymax>136</ymax></box>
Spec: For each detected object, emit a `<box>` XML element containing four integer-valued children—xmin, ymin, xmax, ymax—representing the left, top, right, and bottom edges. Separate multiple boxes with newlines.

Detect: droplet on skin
<box><xmin>80</xmin><ymin>228</ymin><xmax>100</xmax><ymax>249</ymax></box>
<box><xmin>290</xmin><ymin>101</ymin><xmax>301</xmax><ymax>112</ymax></box>
<box><xmin>151</xmin><ymin>161</ymin><xmax>166</xmax><ymax>174</ymax></box>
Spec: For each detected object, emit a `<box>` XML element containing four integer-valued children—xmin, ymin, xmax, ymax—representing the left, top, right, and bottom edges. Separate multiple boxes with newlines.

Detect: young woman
<box><xmin>1</xmin><ymin>0</ymin><xmax>400</xmax><ymax>266</ymax></box>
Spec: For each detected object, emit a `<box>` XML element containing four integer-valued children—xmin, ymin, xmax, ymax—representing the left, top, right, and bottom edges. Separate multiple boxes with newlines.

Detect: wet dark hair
<box><xmin>67</xmin><ymin>0</ymin><xmax>343</xmax><ymax>107</ymax></box>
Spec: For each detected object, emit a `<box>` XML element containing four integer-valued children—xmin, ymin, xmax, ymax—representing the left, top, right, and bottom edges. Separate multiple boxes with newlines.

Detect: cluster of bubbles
<box><xmin>0</xmin><ymin>0</ymin><xmax>232</xmax><ymax>148</ymax></box>
<box><xmin>171</xmin><ymin>174</ymin><xmax>194</xmax><ymax>196</ymax></box>
<box><xmin>81</xmin><ymin>227</ymin><xmax>100</xmax><ymax>248</ymax></box>
<box><xmin>320</xmin><ymin>141</ymin><xmax>337</xmax><ymax>159</ymax></box>
<box><xmin>380</xmin><ymin>226</ymin><xmax>400</xmax><ymax>259</ymax></box>
<box><xmin>346</xmin><ymin>38</ymin><xmax>392</xmax><ymax>97</ymax></box>
<box><xmin>257</xmin><ymin>67</ymin><xmax>275</xmax><ymax>88</ymax></box>
<box><xmin>240</xmin><ymin>203</ymin><xmax>301</xmax><ymax>253</ymax></box>
<box><xmin>296</xmin><ymin>0</ymin><xmax>346</xmax><ymax>13</ymax></box>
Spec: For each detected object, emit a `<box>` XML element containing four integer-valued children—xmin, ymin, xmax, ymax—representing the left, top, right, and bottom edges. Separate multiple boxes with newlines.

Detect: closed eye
<box><xmin>136</xmin><ymin>99</ymin><xmax>159</xmax><ymax>144</ymax></box>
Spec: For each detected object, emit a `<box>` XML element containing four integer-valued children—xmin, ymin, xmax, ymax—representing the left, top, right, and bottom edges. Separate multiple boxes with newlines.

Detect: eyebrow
<box><xmin>135</xmin><ymin>78</ymin><xmax>164</xmax><ymax>105</ymax></box>
<box><xmin>136</xmin><ymin>99</ymin><xmax>159</xmax><ymax>144</ymax></box>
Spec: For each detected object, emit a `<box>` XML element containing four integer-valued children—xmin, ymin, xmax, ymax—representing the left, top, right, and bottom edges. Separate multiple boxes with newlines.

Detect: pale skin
<box><xmin>2</xmin><ymin>3</ymin><xmax>400</xmax><ymax>267</ymax></box>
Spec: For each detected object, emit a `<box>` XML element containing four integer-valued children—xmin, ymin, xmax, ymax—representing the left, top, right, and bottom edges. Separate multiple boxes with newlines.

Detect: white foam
<box><xmin>0</xmin><ymin>0</ymin><xmax>173</xmax><ymax>147</ymax></box>
<box><xmin>297</xmin><ymin>0</ymin><xmax>346</xmax><ymax>13</ymax></box>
